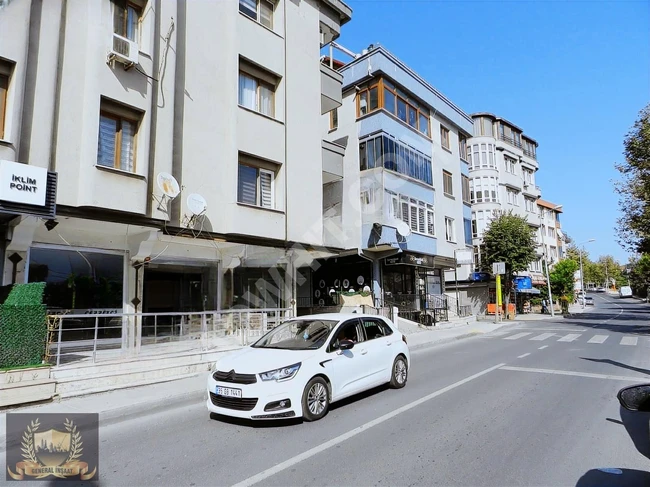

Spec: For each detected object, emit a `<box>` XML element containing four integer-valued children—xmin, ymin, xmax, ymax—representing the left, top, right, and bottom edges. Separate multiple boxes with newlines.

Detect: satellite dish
<box><xmin>187</xmin><ymin>193</ymin><xmax>207</xmax><ymax>215</ymax></box>
<box><xmin>395</xmin><ymin>220</ymin><xmax>412</xmax><ymax>238</ymax></box>
<box><xmin>156</xmin><ymin>172</ymin><xmax>180</xmax><ymax>198</ymax></box>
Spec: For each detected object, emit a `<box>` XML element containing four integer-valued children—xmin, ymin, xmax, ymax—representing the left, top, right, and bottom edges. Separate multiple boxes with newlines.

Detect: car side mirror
<box><xmin>618</xmin><ymin>384</ymin><xmax>650</xmax><ymax>412</ymax></box>
<box><xmin>339</xmin><ymin>339</ymin><xmax>354</xmax><ymax>351</ymax></box>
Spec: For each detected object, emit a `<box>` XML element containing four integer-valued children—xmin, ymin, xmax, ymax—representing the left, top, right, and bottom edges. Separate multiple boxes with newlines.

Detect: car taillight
<box><xmin>402</xmin><ymin>334</ymin><xmax>407</xmax><ymax>344</ymax></box>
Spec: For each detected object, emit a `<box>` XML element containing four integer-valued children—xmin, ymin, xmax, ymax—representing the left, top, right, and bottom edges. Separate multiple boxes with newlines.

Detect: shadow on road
<box><xmin>575</xmin><ymin>468</ymin><xmax>650</xmax><ymax>486</ymax></box>
<box><xmin>580</xmin><ymin>358</ymin><xmax>650</xmax><ymax>377</ymax></box>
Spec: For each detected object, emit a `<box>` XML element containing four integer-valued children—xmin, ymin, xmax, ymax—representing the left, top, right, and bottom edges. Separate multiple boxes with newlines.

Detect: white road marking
<box><xmin>621</xmin><ymin>336</ymin><xmax>638</xmax><ymax>346</ymax></box>
<box><xmin>499</xmin><ymin>366</ymin><xmax>644</xmax><ymax>382</ymax></box>
<box><xmin>530</xmin><ymin>333</ymin><xmax>555</xmax><ymax>341</ymax></box>
<box><xmin>599</xmin><ymin>296</ymin><xmax>624</xmax><ymax>322</ymax></box>
<box><xmin>517</xmin><ymin>353</ymin><xmax>531</xmax><ymax>358</ymax></box>
<box><xmin>504</xmin><ymin>332</ymin><xmax>532</xmax><ymax>340</ymax></box>
<box><xmin>588</xmin><ymin>335</ymin><xmax>608</xmax><ymax>344</ymax></box>
<box><xmin>538</xmin><ymin>345</ymin><xmax>548</xmax><ymax>350</ymax></box>
<box><xmin>231</xmin><ymin>363</ymin><xmax>507</xmax><ymax>487</ymax></box>
<box><xmin>558</xmin><ymin>333</ymin><xmax>581</xmax><ymax>342</ymax></box>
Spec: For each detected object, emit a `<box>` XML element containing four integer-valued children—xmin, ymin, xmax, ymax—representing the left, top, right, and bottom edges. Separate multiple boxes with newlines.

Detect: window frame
<box><xmin>440</xmin><ymin>126</ymin><xmax>450</xmax><ymax>150</ymax></box>
<box><xmin>360</xmin><ymin>317</ymin><xmax>392</xmax><ymax>341</ymax></box>
<box><xmin>239</xmin><ymin>0</ymin><xmax>275</xmax><ymax>29</ymax></box>
<box><xmin>237</xmin><ymin>162</ymin><xmax>276</xmax><ymax>209</ymax></box>
<box><xmin>443</xmin><ymin>170</ymin><xmax>454</xmax><ymax>197</ymax></box>
<box><xmin>112</xmin><ymin>0</ymin><xmax>143</xmax><ymax>43</ymax></box>
<box><xmin>238</xmin><ymin>70</ymin><xmax>276</xmax><ymax>118</ymax></box>
<box><xmin>97</xmin><ymin>100</ymin><xmax>141</xmax><ymax>173</ymax></box>
<box><xmin>445</xmin><ymin>217</ymin><xmax>456</xmax><ymax>243</ymax></box>
<box><xmin>329</xmin><ymin>108</ymin><xmax>338</xmax><ymax>130</ymax></box>
<box><xmin>461</xmin><ymin>175</ymin><xmax>470</xmax><ymax>205</ymax></box>
<box><xmin>459</xmin><ymin>134</ymin><xmax>468</xmax><ymax>161</ymax></box>
<box><xmin>0</xmin><ymin>72</ymin><xmax>8</xmax><ymax>140</ymax></box>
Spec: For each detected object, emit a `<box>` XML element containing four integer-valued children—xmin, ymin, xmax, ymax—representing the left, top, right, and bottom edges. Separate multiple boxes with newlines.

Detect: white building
<box><xmin>0</xmin><ymin>0</ymin><xmax>351</xmax><ymax>322</ymax></box>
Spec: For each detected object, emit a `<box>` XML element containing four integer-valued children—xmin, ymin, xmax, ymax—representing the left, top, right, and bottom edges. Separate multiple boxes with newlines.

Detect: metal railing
<box><xmin>46</xmin><ymin>308</ymin><xmax>293</xmax><ymax>367</ymax></box>
<box><xmin>445</xmin><ymin>295</ymin><xmax>473</xmax><ymax>318</ymax></box>
<box><xmin>385</xmin><ymin>293</ymin><xmax>449</xmax><ymax>325</ymax></box>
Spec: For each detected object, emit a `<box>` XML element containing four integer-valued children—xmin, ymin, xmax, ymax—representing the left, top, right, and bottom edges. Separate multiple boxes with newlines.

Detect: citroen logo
<box><xmin>227</xmin><ymin>369</ymin><xmax>235</xmax><ymax>381</ymax></box>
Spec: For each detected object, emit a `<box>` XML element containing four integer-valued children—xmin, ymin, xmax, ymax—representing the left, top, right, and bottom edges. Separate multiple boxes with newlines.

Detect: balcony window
<box><xmin>470</xmin><ymin>176</ymin><xmax>499</xmax><ymax>203</ymax></box>
<box><xmin>468</xmin><ymin>143</ymin><xmax>496</xmax><ymax>170</ymax></box>
<box><xmin>392</xmin><ymin>194</ymin><xmax>434</xmax><ymax>236</ymax></box>
<box><xmin>359</xmin><ymin>133</ymin><xmax>432</xmax><ymax>185</ymax></box>
<box><xmin>240</xmin><ymin>0</ymin><xmax>275</xmax><ymax>29</ymax></box>
<box><xmin>96</xmin><ymin>98</ymin><xmax>141</xmax><ymax>173</ymax></box>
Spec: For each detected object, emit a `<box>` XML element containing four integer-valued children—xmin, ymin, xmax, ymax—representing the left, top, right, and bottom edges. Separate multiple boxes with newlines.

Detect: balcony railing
<box><xmin>499</xmin><ymin>134</ymin><xmax>522</xmax><ymax>149</ymax></box>
<box><xmin>523</xmin><ymin>148</ymin><xmax>537</xmax><ymax>159</ymax></box>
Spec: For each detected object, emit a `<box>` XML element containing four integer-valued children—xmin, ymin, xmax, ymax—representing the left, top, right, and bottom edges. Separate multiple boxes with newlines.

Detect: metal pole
<box><xmin>454</xmin><ymin>260</ymin><xmax>460</xmax><ymax>316</ymax></box>
<box><xmin>544</xmin><ymin>257</ymin><xmax>555</xmax><ymax>317</ymax></box>
<box><xmin>579</xmin><ymin>247</ymin><xmax>585</xmax><ymax>309</ymax></box>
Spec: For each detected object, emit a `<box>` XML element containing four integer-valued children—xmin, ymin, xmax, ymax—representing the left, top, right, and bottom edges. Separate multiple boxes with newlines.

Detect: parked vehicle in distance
<box><xmin>583</xmin><ymin>296</ymin><xmax>594</xmax><ymax>306</ymax></box>
<box><xmin>206</xmin><ymin>313</ymin><xmax>410</xmax><ymax>422</ymax></box>
<box><xmin>619</xmin><ymin>286</ymin><xmax>633</xmax><ymax>298</ymax></box>
<box><xmin>595</xmin><ymin>287</ymin><xmax>606</xmax><ymax>293</ymax></box>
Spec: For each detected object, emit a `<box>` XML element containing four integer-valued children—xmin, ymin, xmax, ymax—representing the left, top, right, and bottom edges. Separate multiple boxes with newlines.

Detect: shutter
<box><xmin>259</xmin><ymin>169</ymin><xmax>274</xmax><ymax>208</ymax></box>
<box><xmin>401</xmin><ymin>202</ymin><xmax>409</xmax><ymax>224</ymax></box>
<box><xmin>238</xmin><ymin>164</ymin><xmax>258</xmax><ymax>205</ymax></box>
<box><xmin>120</xmin><ymin>119</ymin><xmax>135</xmax><ymax>172</ymax></box>
<box><xmin>427</xmin><ymin>210</ymin><xmax>434</xmax><ymax>235</ymax></box>
<box><xmin>409</xmin><ymin>204</ymin><xmax>417</xmax><ymax>231</ymax></box>
<box><xmin>418</xmin><ymin>207</ymin><xmax>425</xmax><ymax>234</ymax></box>
<box><xmin>392</xmin><ymin>196</ymin><xmax>399</xmax><ymax>219</ymax></box>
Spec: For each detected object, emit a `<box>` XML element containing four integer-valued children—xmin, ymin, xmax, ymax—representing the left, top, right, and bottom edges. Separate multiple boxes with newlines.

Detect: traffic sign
<box><xmin>492</xmin><ymin>262</ymin><xmax>506</xmax><ymax>275</ymax></box>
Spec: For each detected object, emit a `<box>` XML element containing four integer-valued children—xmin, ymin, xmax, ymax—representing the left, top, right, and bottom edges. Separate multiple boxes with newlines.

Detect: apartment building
<box><xmin>0</xmin><ymin>0</ymin><xmax>351</xmax><ymax>319</ymax></box>
<box><xmin>537</xmin><ymin>199</ymin><xmax>565</xmax><ymax>264</ymax></box>
<box><xmin>299</xmin><ymin>44</ymin><xmax>473</xmax><ymax>322</ymax></box>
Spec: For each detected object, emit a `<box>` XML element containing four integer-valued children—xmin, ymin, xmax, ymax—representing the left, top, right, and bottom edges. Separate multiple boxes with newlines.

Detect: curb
<box><xmin>0</xmin><ymin>388</ymin><xmax>206</xmax><ymax>454</ymax></box>
<box><xmin>409</xmin><ymin>322</ymin><xmax>514</xmax><ymax>351</ymax></box>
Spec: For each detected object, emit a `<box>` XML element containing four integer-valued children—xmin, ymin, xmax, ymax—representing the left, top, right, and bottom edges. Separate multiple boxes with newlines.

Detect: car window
<box><xmin>361</xmin><ymin>318</ymin><xmax>388</xmax><ymax>340</ymax></box>
<box><xmin>328</xmin><ymin>319</ymin><xmax>361</xmax><ymax>352</ymax></box>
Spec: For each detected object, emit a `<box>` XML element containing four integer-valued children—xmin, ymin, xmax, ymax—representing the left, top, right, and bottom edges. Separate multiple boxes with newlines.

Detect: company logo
<box><xmin>6</xmin><ymin>414</ymin><xmax>98</xmax><ymax>481</ymax></box>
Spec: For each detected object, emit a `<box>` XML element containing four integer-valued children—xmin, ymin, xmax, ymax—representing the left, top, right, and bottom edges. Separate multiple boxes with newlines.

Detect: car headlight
<box><xmin>259</xmin><ymin>363</ymin><xmax>301</xmax><ymax>382</ymax></box>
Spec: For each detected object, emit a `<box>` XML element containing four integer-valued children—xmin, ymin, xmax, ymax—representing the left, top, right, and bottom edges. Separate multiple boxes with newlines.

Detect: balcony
<box><xmin>320</xmin><ymin>62</ymin><xmax>343</xmax><ymax>115</ymax></box>
<box><xmin>499</xmin><ymin>134</ymin><xmax>522</xmax><ymax>149</ymax></box>
<box><xmin>322</xmin><ymin>138</ymin><xmax>345</xmax><ymax>183</ymax></box>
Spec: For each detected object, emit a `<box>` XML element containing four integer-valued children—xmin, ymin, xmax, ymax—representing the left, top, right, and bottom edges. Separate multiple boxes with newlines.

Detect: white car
<box><xmin>206</xmin><ymin>313</ymin><xmax>410</xmax><ymax>422</ymax></box>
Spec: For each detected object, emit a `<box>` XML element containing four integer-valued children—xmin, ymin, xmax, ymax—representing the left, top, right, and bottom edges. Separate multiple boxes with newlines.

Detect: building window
<box><xmin>112</xmin><ymin>0</ymin><xmax>142</xmax><ymax>42</ymax></box>
<box><xmin>461</xmin><ymin>175</ymin><xmax>470</xmax><ymax>205</ymax></box>
<box><xmin>359</xmin><ymin>133</ymin><xmax>433</xmax><ymax>186</ymax></box>
<box><xmin>523</xmin><ymin>167</ymin><xmax>534</xmax><ymax>186</ymax></box>
<box><xmin>445</xmin><ymin>217</ymin><xmax>455</xmax><ymax>242</ymax></box>
<box><xmin>467</xmin><ymin>143</ymin><xmax>496</xmax><ymax>170</ymax></box>
<box><xmin>356</xmin><ymin>77</ymin><xmax>430</xmax><ymax>138</ymax></box>
<box><xmin>390</xmin><ymin>194</ymin><xmax>434</xmax><ymax>236</ymax></box>
<box><xmin>463</xmin><ymin>218</ymin><xmax>472</xmax><ymax>246</ymax></box>
<box><xmin>473</xmin><ymin>117</ymin><xmax>494</xmax><ymax>137</ymax></box>
<box><xmin>459</xmin><ymin>134</ymin><xmax>468</xmax><ymax>161</ymax></box>
<box><xmin>239</xmin><ymin>0</ymin><xmax>274</xmax><ymax>29</ymax></box>
<box><xmin>506</xmin><ymin>188</ymin><xmax>519</xmax><ymax>206</ymax></box>
<box><xmin>523</xmin><ymin>138</ymin><xmax>537</xmax><ymax>159</ymax></box>
<box><xmin>238</xmin><ymin>160</ymin><xmax>275</xmax><ymax>209</ymax></box>
<box><xmin>504</xmin><ymin>155</ymin><xmax>516</xmax><ymax>174</ymax></box>
<box><xmin>547</xmin><ymin>226</ymin><xmax>556</xmax><ymax>239</ymax></box>
<box><xmin>472</xmin><ymin>210</ymin><xmax>492</xmax><ymax>238</ymax></box>
<box><xmin>469</xmin><ymin>176</ymin><xmax>498</xmax><ymax>203</ymax></box>
<box><xmin>0</xmin><ymin>60</ymin><xmax>12</xmax><ymax>140</ymax></box>
<box><xmin>329</xmin><ymin>108</ymin><xmax>338</xmax><ymax>130</ymax></box>
<box><xmin>443</xmin><ymin>171</ymin><xmax>453</xmax><ymax>197</ymax></box>
<box><xmin>440</xmin><ymin>126</ymin><xmax>450</xmax><ymax>150</ymax></box>
<box><xmin>97</xmin><ymin>98</ymin><xmax>141</xmax><ymax>172</ymax></box>
<box><xmin>525</xmin><ymin>197</ymin><xmax>536</xmax><ymax>213</ymax></box>
<box><xmin>238</xmin><ymin>58</ymin><xmax>278</xmax><ymax>119</ymax></box>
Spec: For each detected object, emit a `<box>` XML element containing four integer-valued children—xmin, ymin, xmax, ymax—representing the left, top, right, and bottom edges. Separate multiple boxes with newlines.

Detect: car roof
<box><xmin>288</xmin><ymin>313</ymin><xmax>389</xmax><ymax>322</ymax></box>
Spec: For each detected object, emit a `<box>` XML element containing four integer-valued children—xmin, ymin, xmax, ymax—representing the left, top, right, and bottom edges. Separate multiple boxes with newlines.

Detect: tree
<box><xmin>628</xmin><ymin>254</ymin><xmax>650</xmax><ymax>297</ymax></box>
<box><xmin>615</xmin><ymin>104</ymin><xmax>650</xmax><ymax>253</ymax></box>
<box><xmin>549</xmin><ymin>259</ymin><xmax>580</xmax><ymax>299</ymax></box>
<box><xmin>481</xmin><ymin>212</ymin><xmax>537</xmax><ymax>315</ymax></box>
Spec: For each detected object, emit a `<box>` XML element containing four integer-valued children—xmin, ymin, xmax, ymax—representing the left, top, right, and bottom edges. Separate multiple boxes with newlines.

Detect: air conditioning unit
<box><xmin>110</xmin><ymin>33</ymin><xmax>139</xmax><ymax>66</ymax></box>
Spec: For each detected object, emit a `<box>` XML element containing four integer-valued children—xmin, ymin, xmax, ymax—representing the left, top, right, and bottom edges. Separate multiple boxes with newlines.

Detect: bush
<box><xmin>0</xmin><ymin>282</ymin><xmax>47</xmax><ymax>369</ymax></box>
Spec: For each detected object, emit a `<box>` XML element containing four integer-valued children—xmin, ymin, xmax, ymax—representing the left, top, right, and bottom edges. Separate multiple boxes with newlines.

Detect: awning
<box><xmin>516</xmin><ymin>288</ymin><xmax>541</xmax><ymax>295</ymax></box>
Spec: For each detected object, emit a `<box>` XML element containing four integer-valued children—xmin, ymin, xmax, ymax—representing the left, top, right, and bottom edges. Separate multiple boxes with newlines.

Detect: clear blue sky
<box><xmin>334</xmin><ymin>0</ymin><xmax>650</xmax><ymax>263</ymax></box>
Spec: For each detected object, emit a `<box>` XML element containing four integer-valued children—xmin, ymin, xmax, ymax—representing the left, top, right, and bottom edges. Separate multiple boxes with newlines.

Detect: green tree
<box><xmin>596</xmin><ymin>255</ymin><xmax>624</xmax><ymax>288</ymax></box>
<box><xmin>628</xmin><ymin>254</ymin><xmax>650</xmax><ymax>297</ymax></box>
<box><xmin>549</xmin><ymin>259</ymin><xmax>580</xmax><ymax>298</ymax></box>
<box><xmin>481</xmin><ymin>212</ymin><xmax>537</xmax><ymax>315</ymax></box>
<box><xmin>615</xmin><ymin>104</ymin><xmax>650</xmax><ymax>253</ymax></box>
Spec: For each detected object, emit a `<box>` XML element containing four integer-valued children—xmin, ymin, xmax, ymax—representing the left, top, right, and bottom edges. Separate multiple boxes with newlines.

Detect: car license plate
<box><xmin>215</xmin><ymin>386</ymin><xmax>242</xmax><ymax>398</ymax></box>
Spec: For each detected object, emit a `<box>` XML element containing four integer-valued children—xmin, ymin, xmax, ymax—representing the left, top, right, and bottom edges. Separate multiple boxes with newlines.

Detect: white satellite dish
<box><xmin>395</xmin><ymin>220</ymin><xmax>412</xmax><ymax>238</ymax></box>
<box><xmin>156</xmin><ymin>172</ymin><xmax>180</xmax><ymax>198</ymax></box>
<box><xmin>186</xmin><ymin>193</ymin><xmax>207</xmax><ymax>215</ymax></box>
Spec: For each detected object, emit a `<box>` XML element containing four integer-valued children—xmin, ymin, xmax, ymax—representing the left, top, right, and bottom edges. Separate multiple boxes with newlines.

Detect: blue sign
<box><xmin>470</xmin><ymin>272</ymin><xmax>490</xmax><ymax>282</ymax></box>
<box><xmin>514</xmin><ymin>276</ymin><xmax>533</xmax><ymax>290</ymax></box>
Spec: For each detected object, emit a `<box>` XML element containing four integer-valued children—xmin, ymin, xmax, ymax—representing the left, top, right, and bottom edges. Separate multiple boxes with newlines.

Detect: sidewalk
<box><xmin>0</xmin><ymin>316</ymin><xmax>511</xmax><ymax>450</ymax></box>
<box><xmin>511</xmin><ymin>304</ymin><xmax>588</xmax><ymax>321</ymax></box>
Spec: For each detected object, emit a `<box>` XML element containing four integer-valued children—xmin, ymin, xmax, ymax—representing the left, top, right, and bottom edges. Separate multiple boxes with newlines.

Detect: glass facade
<box><xmin>359</xmin><ymin>133</ymin><xmax>433</xmax><ymax>185</ymax></box>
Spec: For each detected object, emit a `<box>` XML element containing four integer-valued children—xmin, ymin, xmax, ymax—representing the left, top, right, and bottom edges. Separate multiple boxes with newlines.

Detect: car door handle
<box><xmin>360</xmin><ymin>349</ymin><xmax>368</xmax><ymax>355</ymax></box>
<box><xmin>387</xmin><ymin>342</ymin><xmax>392</xmax><ymax>346</ymax></box>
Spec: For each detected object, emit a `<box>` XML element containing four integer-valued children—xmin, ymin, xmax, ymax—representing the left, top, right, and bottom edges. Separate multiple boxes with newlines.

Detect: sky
<box><xmin>333</xmin><ymin>0</ymin><xmax>650</xmax><ymax>263</ymax></box>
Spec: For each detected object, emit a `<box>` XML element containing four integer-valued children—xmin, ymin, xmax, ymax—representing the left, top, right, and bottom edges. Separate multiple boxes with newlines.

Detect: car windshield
<box><xmin>251</xmin><ymin>319</ymin><xmax>338</xmax><ymax>350</ymax></box>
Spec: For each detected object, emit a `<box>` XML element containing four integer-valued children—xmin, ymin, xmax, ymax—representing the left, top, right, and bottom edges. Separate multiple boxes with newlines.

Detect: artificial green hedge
<box><xmin>0</xmin><ymin>282</ymin><xmax>47</xmax><ymax>369</ymax></box>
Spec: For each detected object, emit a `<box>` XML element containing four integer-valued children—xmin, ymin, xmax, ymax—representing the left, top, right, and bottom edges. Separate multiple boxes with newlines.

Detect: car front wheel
<box><xmin>390</xmin><ymin>355</ymin><xmax>408</xmax><ymax>389</ymax></box>
<box><xmin>302</xmin><ymin>377</ymin><xmax>330</xmax><ymax>422</ymax></box>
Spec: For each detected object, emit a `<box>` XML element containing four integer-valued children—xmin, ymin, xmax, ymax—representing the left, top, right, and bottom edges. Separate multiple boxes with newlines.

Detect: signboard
<box><xmin>0</xmin><ymin>160</ymin><xmax>47</xmax><ymax>206</ymax></box>
<box><xmin>470</xmin><ymin>272</ymin><xmax>490</xmax><ymax>282</ymax></box>
<box><xmin>514</xmin><ymin>276</ymin><xmax>533</xmax><ymax>290</ymax></box>
<box><xmin>492</xmin><ymin>262</ymin><xmax>506</xmax><ymax>275</ymax></box>
<box><xmin>454</xmin><ymin>248</ymin><xmax>473</xmax><ymax>265</ymax></box>
<box><xmin>385</xmin><ymin>252</ymin><xmax>434</xmax><ymax>268</ymax></box>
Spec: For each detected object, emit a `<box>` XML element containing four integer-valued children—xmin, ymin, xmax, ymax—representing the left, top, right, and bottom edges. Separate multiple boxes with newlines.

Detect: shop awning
<box><xmin>516</xmin><ymin>288</ymin><xmax>541</xmax><ymax>295</ymax></box>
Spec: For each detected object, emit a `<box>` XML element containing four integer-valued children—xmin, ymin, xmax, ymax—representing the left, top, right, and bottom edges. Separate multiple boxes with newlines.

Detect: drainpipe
<box><xmin>170</xmin><ymin>0</ymin><xmax>186</xmax><ymax>225</ymax></box>
<box><xmin>283</xmin><ymin>0</ymin><xmax>288</xmax><ymax>244</ymax></box>
<box><xmin>49</xmin><ymin>0</ymin><xmax>67</xmax><ymax>172</ymax></box>
<box><xmin>145</xmin><ymin>0</ymin><xmax>163</xmax><ymax>216</ymax></box>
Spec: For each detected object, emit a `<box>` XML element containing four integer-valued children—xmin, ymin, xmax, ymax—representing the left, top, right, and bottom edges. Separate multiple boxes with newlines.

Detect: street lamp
<box><xmin>579</xmin><ymin>239</ymin><xmax>596</xmax><ymax>308</ymax></box>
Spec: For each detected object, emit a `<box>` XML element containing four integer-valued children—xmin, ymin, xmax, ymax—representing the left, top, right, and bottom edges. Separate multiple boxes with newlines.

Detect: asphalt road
<box><xmin>43</xmin><ymin>294</ymin><xmax>650</xmax><ymax>486</ymax></box>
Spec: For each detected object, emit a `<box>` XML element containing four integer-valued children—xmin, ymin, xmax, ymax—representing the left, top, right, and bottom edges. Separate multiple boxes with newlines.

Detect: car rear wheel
<box><xmin>390</xmin><ymin>355</ymin><xmax>408</xmax><ymax>389</ymax></box>
<box><xmin>302</xmin><ymin>377</ymin><xmax>329</xmax><ymax>422</ymax></box>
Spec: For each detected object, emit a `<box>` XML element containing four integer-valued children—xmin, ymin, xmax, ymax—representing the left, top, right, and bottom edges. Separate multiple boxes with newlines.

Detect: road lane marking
<box><xmin>499</xmin><ymin>366</ymin><xmax>645</xmax><ymax>381</ymax></box>
<box><xmin>530</xmin><ymin>333</ymin><xmax>555</xmax><ymax>341</ymax></box>
<box><xmin>538</xmin><ymin>345</ymin><xmax>548</xmax><ymax>350</ymax></box>
<box><xmin>558</xmin><ymin>333</ymin><xmax>581</xmax><ymax>342</ymax></box>
<box><xmin>231</xmin><ymin>363</ymin><xmax>507</xmax><ymax>487</ymax></box>
<box><xmin>588</xmin><ymin>335</ymin><xmax>608</xmax><ymax>344</ymax></box>
<box><xmin>621</xmin><ymin>336</ymin><xmax>638</xmax><ymax>346</ymax></box>
<box><xmin>517</xmin><ymin>353</ymin><xmax>531</xmax><ymax>358</ymax></box>
<box><xmin>504</xmin><ymin>332</ymin><xmax>532</xmax><ymax>340</ymax></box>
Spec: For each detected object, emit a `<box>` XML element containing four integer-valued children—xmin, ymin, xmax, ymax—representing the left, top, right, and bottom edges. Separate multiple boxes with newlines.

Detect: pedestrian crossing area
<box><xmin>485</xmin><ymin>330</ymin><xmax>648</xmax><ymax>347</ymax></box>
